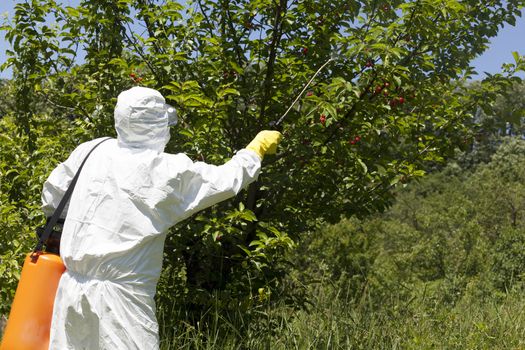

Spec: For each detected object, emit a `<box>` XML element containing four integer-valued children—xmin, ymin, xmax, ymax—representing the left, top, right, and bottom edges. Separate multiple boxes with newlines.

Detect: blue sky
<box><xmin>470</xmin><ymin>11</ymin><xmax>525</xmax><ymax>77</ymax></box>
<box><xmin>0</xmin><ymin>1</ymin><xmax>523</xmax><ymax>79</ymax></box>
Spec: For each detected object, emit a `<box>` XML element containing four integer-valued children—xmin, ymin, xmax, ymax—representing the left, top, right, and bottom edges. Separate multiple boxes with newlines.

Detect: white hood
<box><xmin>114</xmin><ymin>86</ymin><xmax>171</xmax><ymax>152</ymax></box>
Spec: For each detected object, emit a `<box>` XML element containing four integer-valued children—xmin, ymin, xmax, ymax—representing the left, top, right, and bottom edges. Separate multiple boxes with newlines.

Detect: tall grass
<box><xmin>158</xmin><ymin>272</ymin><xmax>525</xmax><ymax>349</ymax></box>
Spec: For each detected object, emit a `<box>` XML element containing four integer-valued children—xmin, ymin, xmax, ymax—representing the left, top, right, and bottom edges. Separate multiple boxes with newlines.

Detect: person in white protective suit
<box><xmin>42</xmin><ymin>86</ymin><xmax>282</xmax><ymax>349</ymax></box>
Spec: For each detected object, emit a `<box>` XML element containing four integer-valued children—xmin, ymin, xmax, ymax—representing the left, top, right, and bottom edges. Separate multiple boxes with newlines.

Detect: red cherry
<box><xmin>302</xmin><ymin>47</ymin><xmax>308</xmax><ymax>55</ymax></box>
<box><xmin>130</xmin><ymin>73</ymin><xmax>136</xmax><ymax>78</ymax></box>
<box><xmin>319</xmin><ymin>114</ymin><xmax>326</xmax><ymax>125</ymax></box>
<box><xmin>306</xmin><ymin>91</ymin><xmax>314</xmax><ymax>97</ymax></box>
<box><xmin>374</xmin><ymin>86</ymin><xmax>383</xmax><ymax>94</ymax></box>
<box><xmin>354</xmin><ymin>136</ymin><xmax>361</xmax><ymax>142</ymax></box>
<box><xmin>398</xmin><ymin>97</ymin><xmax>405</xmax><ymax>104</ymax></box>
<box><xmin>365</xmin><ymin>60</ymin><xmax>374</xmax><ymax>68</ymax></box>
<box><xmin>383</xmin><ymin>82</ymin><xmax>390</xmax><ymax>88</ymax></box>
<box><xmin>350</xmin><ymin>140</ymin><xmax>356</xmax><ymax>145</ymax></box>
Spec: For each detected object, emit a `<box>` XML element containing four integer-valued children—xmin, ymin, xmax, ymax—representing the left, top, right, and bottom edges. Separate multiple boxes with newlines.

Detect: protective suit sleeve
<box><xmin>41</xmin><ymin>139</ymin><xmax>104</xmax><ymax>218</ymax></box>
<box><xmin>161</xmin><ymin>149</ymin><xmax>261</xmax><ymax>224</ymax></box>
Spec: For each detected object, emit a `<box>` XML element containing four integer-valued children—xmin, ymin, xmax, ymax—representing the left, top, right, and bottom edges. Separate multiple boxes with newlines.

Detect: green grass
<box><xmin>158</xmin><ymin>277</ymin><xmax>525</xmax><ymax>350</ymax></box>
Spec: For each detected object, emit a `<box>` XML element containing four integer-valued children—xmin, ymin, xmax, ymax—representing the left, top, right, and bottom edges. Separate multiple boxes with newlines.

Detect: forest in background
<box><xmin>284</xmin><ymin>136</ymin><xmax>525</xmax><ymax>349</ymax></box>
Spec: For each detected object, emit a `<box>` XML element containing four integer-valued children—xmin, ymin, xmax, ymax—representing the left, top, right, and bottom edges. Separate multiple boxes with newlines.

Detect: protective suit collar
<box><xmin>114</xmin><ymin>87</ymin><xmax>171</xmax><ymax>152</ymax></box>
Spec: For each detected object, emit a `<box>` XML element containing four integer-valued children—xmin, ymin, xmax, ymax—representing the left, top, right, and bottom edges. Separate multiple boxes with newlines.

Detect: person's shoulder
<box><xmin>76</xmin><ymin>137</ymin><xmax>114</xmax><ymax>150</ymax></box>
<box><xmin>69</xmin><ymin>137</ymin><xmax>114</xmax><ymax>158</ymax></box>
<box><xmin>158</xmin><ymin>151</ymin><xmax>192</xmax><ymax>163</ymax></box>
<box><xmin>155</xmin><ymin>152</ymin><xmax>196</xmax><ymax>171</ymax></box>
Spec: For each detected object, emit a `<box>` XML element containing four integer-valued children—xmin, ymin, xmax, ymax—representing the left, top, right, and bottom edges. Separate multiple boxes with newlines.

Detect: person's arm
<box><xmin>160</xmin><ymin>149</ymin><xmax>260</xmax><ymax>223</ymax></box>
<box><xmin>160</xmin><ymin>131</ymin><xmax>282</xmax><ymax>224</ymax></box>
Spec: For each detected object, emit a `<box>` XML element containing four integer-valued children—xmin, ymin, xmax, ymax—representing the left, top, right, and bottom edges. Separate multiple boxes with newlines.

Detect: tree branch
<box><xmin>258</xmin><ymin>0</ymin><xmax>288</xmax><ymax>122</ymax></box>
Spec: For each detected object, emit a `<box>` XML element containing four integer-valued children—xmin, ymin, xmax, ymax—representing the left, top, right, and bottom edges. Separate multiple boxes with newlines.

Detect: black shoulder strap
<box><xmin>34</xmin><ymin>137</ymin><xmax>112</xmax><ymax>252</ymax></box>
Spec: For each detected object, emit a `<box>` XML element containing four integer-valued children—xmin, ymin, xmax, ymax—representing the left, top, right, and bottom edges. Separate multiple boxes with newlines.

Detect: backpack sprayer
<box><xmin>0</xmin><ymin>138</ymin><xmax>111</xmax><ymax>350</ymax></box>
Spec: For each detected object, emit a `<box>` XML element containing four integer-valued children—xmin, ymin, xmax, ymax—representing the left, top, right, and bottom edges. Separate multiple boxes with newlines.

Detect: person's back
<box><xmin>43</xmin><ymin>87</ymin><xmax>281</xmax><ymax>349</ymax></box>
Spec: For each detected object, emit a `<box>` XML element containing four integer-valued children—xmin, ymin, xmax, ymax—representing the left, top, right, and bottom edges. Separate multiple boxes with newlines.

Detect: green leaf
<box><xmin>217</xmin><ymin>88</ymin><xmax>240</xmax><ymax>99</ymax></box>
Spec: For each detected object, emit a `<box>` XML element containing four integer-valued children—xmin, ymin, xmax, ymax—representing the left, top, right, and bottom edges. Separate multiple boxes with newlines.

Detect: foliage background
<box><xmin>1</xmin><ymin>0</ymin><xmax>525</xmax><ymax>347</ymax></box>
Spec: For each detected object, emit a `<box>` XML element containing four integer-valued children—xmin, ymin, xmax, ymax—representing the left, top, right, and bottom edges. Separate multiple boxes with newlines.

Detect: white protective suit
<box><xmin>43</xmin><ymin>87</ymin><xmax>261</xmax><ymax>349</ymax></box>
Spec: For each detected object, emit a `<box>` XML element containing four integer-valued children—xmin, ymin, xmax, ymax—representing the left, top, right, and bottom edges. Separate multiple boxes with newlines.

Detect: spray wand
<box><xmin>271</xmin><ymin>55</ymin><xmax>339</xmax><ymax>128</ymax></box>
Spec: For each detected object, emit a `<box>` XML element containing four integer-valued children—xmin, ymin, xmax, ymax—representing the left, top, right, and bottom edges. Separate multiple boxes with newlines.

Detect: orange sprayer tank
<box><xmin>1</xmin><ymin>252</ymin><xmax>65</xmax><ymax>350</ymax></box>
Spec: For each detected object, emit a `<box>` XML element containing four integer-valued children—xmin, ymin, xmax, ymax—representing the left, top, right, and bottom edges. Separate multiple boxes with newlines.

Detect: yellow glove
<box><xmin>246</xmin><ymin>130</ymin><xmax>283</xmax><ymax>159</ymax></box>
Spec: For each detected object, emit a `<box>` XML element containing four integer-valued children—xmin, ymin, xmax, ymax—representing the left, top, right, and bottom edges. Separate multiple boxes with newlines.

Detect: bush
<box><xmin>295</xmin><ymin>138</ymin><xmax>525</xmax><ymax>314</ymax></box>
